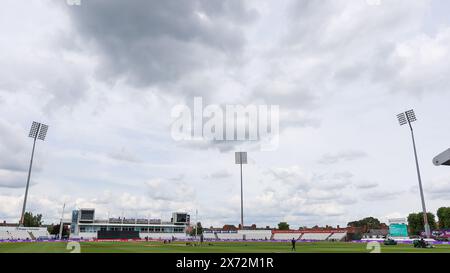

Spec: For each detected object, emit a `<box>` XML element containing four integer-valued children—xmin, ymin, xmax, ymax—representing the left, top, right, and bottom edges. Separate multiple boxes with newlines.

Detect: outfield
<box><xmin>1</xmin><ymin>241</ymin><xmax>450</xmax><ymax>253</ymax></box>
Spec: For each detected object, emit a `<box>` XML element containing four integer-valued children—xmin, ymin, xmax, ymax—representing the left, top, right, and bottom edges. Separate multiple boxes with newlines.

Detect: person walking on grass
<box><xmin>291</xmin><ymin>237</ymin><xmax>296</xmax><ymax>252</ymax></box>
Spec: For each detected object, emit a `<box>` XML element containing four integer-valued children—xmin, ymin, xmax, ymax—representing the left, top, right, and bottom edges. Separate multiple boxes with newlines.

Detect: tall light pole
<box><xmin>195</xmin><ymin>209</ymin><xmax>198</xmax><ymax>242</ymax></box>
<box><xmin>397</xmin><ymin>109</ymin><xmax>430</xmax><ymax>238</ymax></box>
<box><xmin>235</xmin><ymin>152</ymin><xmax>247</xmax><ymax>230</ymax></box>
<box><xmin>58</xmin><ymin>203</ymin><xmax>66</xmax><ymax>240</ymax></box>
<box><xmin>19</xmin><ymin>121</ymin><xmax>49</xmax><ymax>226</ymax></box>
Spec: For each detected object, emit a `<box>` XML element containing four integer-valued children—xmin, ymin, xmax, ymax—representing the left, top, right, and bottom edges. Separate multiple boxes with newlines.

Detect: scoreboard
<box><xmin>79</xmin><ymin>209</ymin><xmax>95</xmax><ymax>223</ymax></box>
<box><xmin>172</xmin><ymin>212</ymin><xmax>190</xmax><ymax>225</ymax></box>
<box><xmin>389</xmin><ymin>224</ymin><xmax>408</xmax><ymax>237</ymax></box>
<box><xmin>388</xmin><ymin>218</ymin><xmax>408</xmax><ymax>237</ymax></box>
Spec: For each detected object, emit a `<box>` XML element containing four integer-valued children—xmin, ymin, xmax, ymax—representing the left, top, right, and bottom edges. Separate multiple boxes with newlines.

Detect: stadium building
<box><xmin>0</xmin><ymin>226</ymin><xmax>50</xmax><ymax>241</ymax></box>
<box><xmin>203</xmin><ymin>227</ymin><xmax>349</xmax><ymax>241</ymax></box>
<box><xmin>70</xmin><ymin>209</ymin><xmax>190</xmax><ymax>240</ymax></box>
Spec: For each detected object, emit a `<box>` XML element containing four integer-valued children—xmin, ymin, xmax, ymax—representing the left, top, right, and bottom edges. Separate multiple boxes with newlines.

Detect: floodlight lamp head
<box><xmin>28</xmin><ymin>121</ymin><xmax>48</xmax><ymax>141</ymax></box>
<box><xmin>235</xmin><ymin>152</ymin><xmax>248</xmax><ymax>164</ymax></box>
<box><xmin>405</xmin><ymin>109</ymin><xmax>417</xmax><ymax>123</ymax></box>
<box><xmin>397</xmin><ymin>113</ymin><xmax>407</xmax><ymax>126</ymax></box>
<box><xmin>29</xmin><ymin>121</ymin><xmax>40</xmax><ymax>138</ymax></box>
<box><xmin>38</xmin><ymin>124</ymin><xmax>48</xmax><ymax>140</ymax></box>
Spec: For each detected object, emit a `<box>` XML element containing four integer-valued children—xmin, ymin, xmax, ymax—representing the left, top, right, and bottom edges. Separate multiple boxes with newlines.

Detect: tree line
<box><xmin>19</xmin><ymin>212</ymin><xmax>69</xmax><ymax>237</ymax></box>
<box><xmin>347</xmin><ymin>207</ymin><xmax>450</xmax><ymax>235</ymax></box>
<box><xmin>274</xmin><ymin>207</ymin><xmax>450</xmax><ymax>234</ymax></box>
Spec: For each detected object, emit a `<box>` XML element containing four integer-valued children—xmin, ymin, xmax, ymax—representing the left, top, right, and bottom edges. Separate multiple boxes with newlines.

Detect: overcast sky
<box><xmin>1</xmin><ymin>0</ymin><xmax>450</xmax><ymax>228</ymax></box>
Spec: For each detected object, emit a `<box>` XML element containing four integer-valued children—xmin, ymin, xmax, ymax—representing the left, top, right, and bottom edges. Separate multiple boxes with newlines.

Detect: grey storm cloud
<box><xmin>281</xmin><ymin>0</ymin><xmax>450</xmax><ymax>97</ymax></box>
<box><xmin>62</xmin><ymin>0</ymin><xmax>257</xmax><ymax>88</ymax></box>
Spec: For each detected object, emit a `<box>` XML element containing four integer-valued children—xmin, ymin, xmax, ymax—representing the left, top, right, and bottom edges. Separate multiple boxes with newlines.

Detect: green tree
<box><xmin>189</xmin><ymin>222</ymin><xmax>203</xmax><ymax>236</ymax></box>
<box><xmin>437</xmin><ymin>207</ymin><xmax>450</xmax><ymax>229</ymax></box>
<box><xmin>48</xmin><ymin>224</ymin><xmax>70</xmax><ymax>238</ymax></box>
<box><xmin>23</xmin><ymin>212</ymin><xmax>43</xmax><ymax>227</ymax></box>
<box><xmin>347</xmin><ymin>217</ymin><xmax>382</xmax><ymax>231</ymax></box>
<box><xmin>407</xmin><ymin>212</ymin><xmax>437</xmax><ymax>235</ymax></box>
<box><xmin>278</xmin><ymin>222</ymin><xmax>289</xmax><ymax>230</ymax></box>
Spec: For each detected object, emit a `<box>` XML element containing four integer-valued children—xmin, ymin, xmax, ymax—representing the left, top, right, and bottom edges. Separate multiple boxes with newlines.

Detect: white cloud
<box><xmin>426</xmin><ymin>176</ymin><xmax>450</xmax><ymax>200</ymax></box>
<box><xmin>204</xmin><ymin>169</ymin><xmax>233</xmax><ymax>179</ymax></box>
<box><xmin>363</xmin><ymin>190</ymin><xmax>404</xmax><ymax>202</ymax></box>
<box><xmin>355</xmin><ymin>181</ymin><xmax>379</xmax><ymax>190</ymax></box>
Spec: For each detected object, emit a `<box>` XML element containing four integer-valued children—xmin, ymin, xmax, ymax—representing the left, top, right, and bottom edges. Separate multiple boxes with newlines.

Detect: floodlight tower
<box><xmin>19</xmin><ymin>121</ymin><xmax>49</xmax><ymax>226</ymax></box>
<box><xmin>396</xmin><ymin>110</ymin><xmax>430</xmax><ymax>238</ymax></box>
<box><xmin>58</xmin><ymin>203</ymin><xmax>66</xmax><ymax>239</ymax></box>
<box><xmin>195</xmin><ymin>209</ymin><xmax>198</xmax><ymax>241</ymax></box>
<box><xmin>235</xmin><ymin>152</ymin><xmax>247</xmax><ymax>230</ymax></box>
